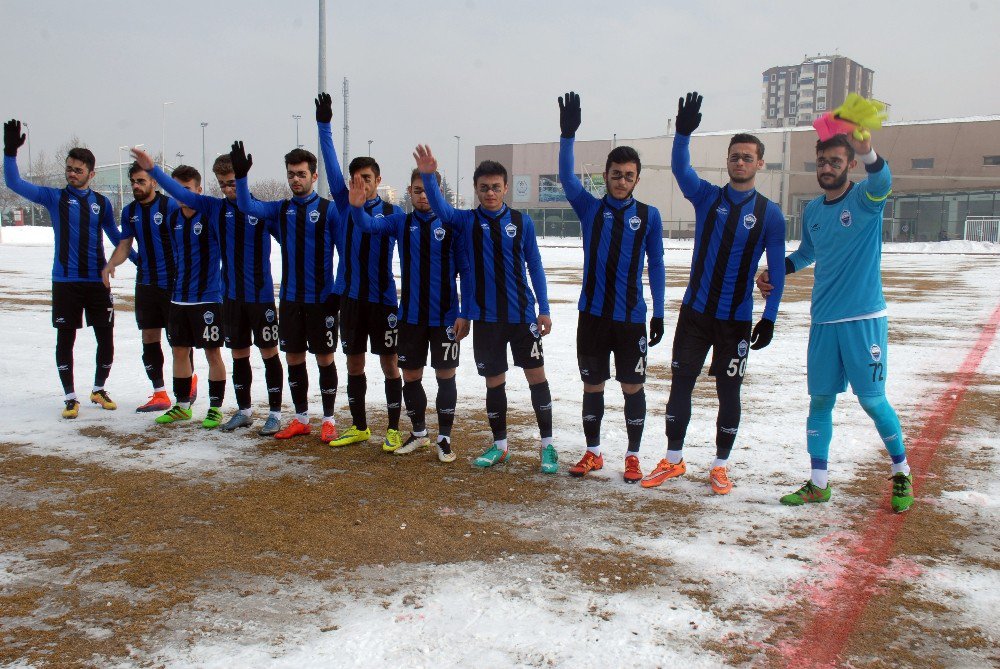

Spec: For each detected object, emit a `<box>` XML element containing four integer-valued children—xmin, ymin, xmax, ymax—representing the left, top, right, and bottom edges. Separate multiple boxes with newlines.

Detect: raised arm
<box><xmin>4</xmin><ymin>120</ymin><xmax>55</xmax><ymax>206</ymax></box>
<box><xmin>557</xmin><ymin>91</ymin><xmax>595</xmax><ymax>217</ymax></box>
<box><xmin>133</xmin><ymin>147</ymin><xmax>216</xmax><ymax>213</ymax></box>
<box><xmin>852</xmin><ymin>135</ymin><xmax>891</xmax><ymax>213</ymax></box>
<box><xmin>230</xmin><ymin>141</ymin><xmax>283</xmax><ymax>220</ymax></box>
<box><xmin>316</xmin><ymin>92</ymin><xmax>348</xmax><ymax>210</ymax></box>
<box><xmin>348</xmin><ymin>175</ymin><xmax>398</xmax><ymax>235</ymax></box>
<box><xmin>414</xmin><ymin>144</ymin><xmax>459</xmax><ymax>224</ymax></box>
<box><xmin>671</xmin><ymin>92</ymin><xmax>713</xmax><ymax>201</ymax></box>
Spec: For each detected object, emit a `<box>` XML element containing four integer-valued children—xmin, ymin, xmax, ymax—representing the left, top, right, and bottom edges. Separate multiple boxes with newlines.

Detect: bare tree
<box><xmin>250</xmin><ymin>178</ymin><xmax>291</xmax><ymax>201</ymax></box>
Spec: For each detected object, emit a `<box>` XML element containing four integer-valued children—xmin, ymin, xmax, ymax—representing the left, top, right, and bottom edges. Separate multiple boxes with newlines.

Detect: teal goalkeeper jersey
<box><xmin>787</xmin><ymin>159</ymin><xmax>892</xmax><ymax>323</ymax></box>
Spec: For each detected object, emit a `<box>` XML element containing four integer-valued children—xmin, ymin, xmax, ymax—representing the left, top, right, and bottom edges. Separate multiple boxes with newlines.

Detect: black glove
<box><xmin>558</xmin><ymin>91</ymin><xmax>581</xmax><ymax>139</ymax></box>
<box><xmin>648</xmin><ymin>317</ymin><xmax>664</xmax><ymax>347</ymax></box>
<box><xmin>4</xmin><ymin>119</ymin><xmax>25</xmax><ymax>157</ymax></box>
<box><xmin>315</xmin><ymin>92</ymin><xmax>333</xmax><ymax>124</ymax></box>
<box><xmin>229</xmin><ymin>141</ymin><xmax>253</xmax><ymax>180</ymax></box>
<box><xmin>675</xmin><ymin>92</ymin><xmax>703</xmax><ymax>136</ymax></box>
<box><xmin>750</xmin><ymin>318</ymin><xmax>774</xmax><ymax>350</ymax></box>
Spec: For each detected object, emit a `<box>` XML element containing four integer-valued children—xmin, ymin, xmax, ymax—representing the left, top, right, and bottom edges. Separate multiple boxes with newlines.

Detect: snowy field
<box><xmin>0</xmin><ymin>226</ymin><xmax>998</xmax><ymax>668</ymax></box>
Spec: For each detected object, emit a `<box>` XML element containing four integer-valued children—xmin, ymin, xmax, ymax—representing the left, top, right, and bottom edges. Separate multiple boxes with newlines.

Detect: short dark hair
<box><xmin>729</xmin><ymin>133</ymin><xmax>765</xmax><ymax>160</ymax></box>
<box><xmin>212</xmin><ymin>154</ymin><xmax>234</xmax><ymax>176</ymax></box>
<box><xmin>67</xmin><ymin>147</ymin><xmax>96</xmax><ymax>172</ymax></box>
<box><xmin>284</xmin><ymin>148</ymin><xmax>317</xmax><ymax>174</ymax></box>
<box><xmin>127</xmin><ymin>161</ymin><xmax>147</xmax><ymax>178</ymax></box>
<box><xmin>349</xmin><ymin>156</ymin><xmax>381</xmax><ymax>178</ymax></box>
<box><xmin>815</xmin><ymin>135</ymin><xmax>855</xmax><ymax>161</ymax></box>
<box><xmin>171</xmin><ymin>165</ymin><xmax>202</xmax><ymax>187</ymax></box>
<box><xmin>411</xmin><ymin>168</ymin><xmax>442</xmax><ymax>185</ymax></box>
<box><xmin>473</xmin><ymin>160</ymin><xmax>508</xmax><ymax>186</ymax></box>
<box><xmin>605</xmin><ymin>146</ymin><xmax>641</xmax><ymax>175</ymax></box>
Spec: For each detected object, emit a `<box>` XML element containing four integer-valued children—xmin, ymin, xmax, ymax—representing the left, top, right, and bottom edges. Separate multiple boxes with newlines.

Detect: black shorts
<box><xmin>224</xmin><ymin>300</ymin><xmax>280</xmax><ymax>349</ymax></box>
<box><xmin>397</xmin><ymin>322</ymin><xmax>461</xmax><ymax>370</ymax></box>
<box><xmin>134</xmin><ymin>284</ymin><xmax>171</xmax><ymax>331</ymax></box>
<box><xmin>472</xmin><ymin>321</ymin><xmax>544</xmax><ymax>377</ymax></box>
<box><xmin>52</xmin><ymin>281</ymin><xmax>114</xmax><ymax>329</ymax></box>
<box><xmin>339</xmin><ymin>296</ymin><xmax>399</xmax><ymax>356</ymax></box>
<box><xmin>576</xmin><ymin>312</ymin><xmax>648</xmax><ymax>385</ymax></box>
<box><xmin>279</xmin><ymin>296</ymin><xmax>338</xmax><ymax>354</ymax></box>
<box><xmin>168</xmin><ymin>303</ymin><xmax>225</xmax><ymax>349</ymax></box>
<box><xmin>670</xmin><ymin>304</ymin><xmax>752</xmax><ymax>381</ymax></box>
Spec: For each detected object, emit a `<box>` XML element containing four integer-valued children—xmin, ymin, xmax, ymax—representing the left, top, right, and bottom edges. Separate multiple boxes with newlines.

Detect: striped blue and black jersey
<box><xmin>350</xmin><ymin>206</ymin><xmax>470</xmax><ymax>326</ymax></box>
<box><xmin>422</xmin><ymin>173</ymin><xmax>548</xmax><ymax>324</ymax></box>
<box><xmin>150</xmin><ymin>165</ymin><xmax>276</xmax><ymax>303</ymax></box>
<box><xmin>560</xmin><ymin>137</ymin><xmax>665</xmax><ymax>324</ymax></box>
<box><xmin>317</xmin><ymin>122</ymin><xmax>402</xmax><ymax>306</ymax></box>
<box><xmin>121</xmin><ymin>192</ymin><xmax>178</xmax><ymax>290</ymax></box>
<box><xmin>4</xmin><ymin>155</ymin><xmax>128</xmax><ymax>283</ymax></box>
<box><xmin>169</xmin><ymin>208</ymin><xmax>222</xmax><ymax>304</ymax></box>
<box><xmin>672</xmin><ymin>133</ymin><xmax>787</xmax><ymax>322</ymax></box>
<box><xmin>236</xmin><ymin>178</ymin><xmax>342</xmax><ymax>304</ymax></box>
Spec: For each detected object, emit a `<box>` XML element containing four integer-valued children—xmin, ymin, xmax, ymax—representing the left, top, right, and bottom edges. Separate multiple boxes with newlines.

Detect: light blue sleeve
<box><xmin>787</xmin><ymin>203</ymin><xmax>816</xmax><ymax>272</ymax></box>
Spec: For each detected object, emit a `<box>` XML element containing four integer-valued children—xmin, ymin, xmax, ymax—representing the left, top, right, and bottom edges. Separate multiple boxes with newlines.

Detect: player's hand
<box><xmin>847</xmin><ymin>132</ymin><xmax>872</xmax><ymax>158</ymax></box>
<box><xmin>230</xmin><ymin>141</ymin><xmax>253</xmax><ymax>179</ymax></box>
<box><xmin>130</xmin><ymin>146</ymin><xmax>155</xmax><ymax>171</ymax></box>
<box><xmin>756</xmin><ymin>270</ymin><xmax>773</xmax><ymax>299</ymax></box>
<box><xmin>750</xmin><ymin>318</ymin><xmax>774</xmax><ymax>350</ymax></box>
<box><xmin>348</xmin><ymin>173</ymin><xmax>366</xmax><ymax>207</ymax></box>
<box><xmin>101</xmin><ymin>263</ymin><xmax>115</xmax><ymax>289</ymax></box>
<box><xmin>315</xmin><ymin>92</ymin><xmax>333</xmax><ymax>124</ymax></box>
<box><xmin>4</xmin><ymin>119</ymin><xmax>25</xmax><ymax>157</ymax></box>
<box><xmin>558</xmin><ymin>91</ymin><xmax>581</xmax><ymax>138</ymax></box>
<box><xmin>537</xmin><ymin>314</ymin><xmax>552</xmax><ymax>336</ymax></box>
<box><xmin>454</xmin><ymin>317</ymin><xmax>470</xmax><ymax>341</ymax></box>
<box><xmin>413</xmin><ymin>144</ymin><xmax>437</xmax><ymax>174</ymax></box>
<box><xmin>675</xmin><ymin>92</ymin><xmax>703</xmax><ymax>136</ymax></box>
<box><xmin>648</xmin><ymin>316</ymin><xmax>664</xmax><ymax>347</ymax></box>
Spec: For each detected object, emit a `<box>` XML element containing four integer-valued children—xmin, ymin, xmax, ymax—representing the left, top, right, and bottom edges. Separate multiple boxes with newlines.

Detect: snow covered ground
<box><xmin>0</xmin><ymin>227</ymin><xmax>997</xmax><ymax>668</ymax></box>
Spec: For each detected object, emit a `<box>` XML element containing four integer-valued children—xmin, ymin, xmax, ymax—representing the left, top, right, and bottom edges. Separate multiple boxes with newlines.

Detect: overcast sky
<box><xmin>3</xmin><ymin>1</ymin><xmax>998</xmax><ymax>195</ymax></box>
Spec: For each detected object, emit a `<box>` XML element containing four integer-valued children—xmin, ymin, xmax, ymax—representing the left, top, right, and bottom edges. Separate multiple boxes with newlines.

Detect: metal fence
<box><xmin>963</xmin><ymin>216</ymin><xmax>1000</xmax><ymax>243</ymax></box>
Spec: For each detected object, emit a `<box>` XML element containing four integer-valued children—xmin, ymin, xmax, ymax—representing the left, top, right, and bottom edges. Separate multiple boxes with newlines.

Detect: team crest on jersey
<box><xmin>446</xmin><ymin>325</ymin><xmax>455</xmax><ymax>341</ymax></box>
<box><xmin>90</xmin><ymin>202</ymin><xmax>100</xmax><ymax>215</ymax></box>
<box><xmin>505</xmin><ymin>223</ymin><xmax>517</xmax><ymax>238</ymax></box>
<box><xmin>629</xmin><ymin>215</ymin><xmax>641</xmax><ymax>231</ymax></box>
<box><xmin>387</xmin><ymin>313</ymin><xmax>398</xmax><ymax>329</ymax></box>
<box><xmin>309</xmin><ymin>210</ymin><xmax>320</xmax><ymax>223</ymax></box>
<box><xmin>840</xmin><ymin>210</ymin><xmax>853</xmax><ymax>227</ymax></box>
<box><xmin>325</xmin><ymin>315</ymin><xmax>335</xmax><ymax>329</ymax></box>
<box><xmin>203</xmin><ymin>311</ymin><xmax>215</xmax><ymax>325</ymax></box>
<box><xmin>639</xmin><ymin>336</ymin><xmax>647</xmax><ymax>354</ymax></box>
<box><xmin>529</xmin><ymin>322</ymin><xmax>539</xmax><ymax>338</ymax></box>
<box><xmin>743</xmin><ymin>213</ymin><xmax>757</xmax><ymax>229</ymax></box>
<box><xmin>153</xmin><ymin>212</ymin><xmax>164</xmax><ymax>226</ymax></box>
<box><xmin>193</xmin><ymin>222</ymin><xmax>203</xmax><ymax>235</ymax></box>
<box><xmin>717</xmin><ymin>206</ymin><xmax>729</xmax><ymax>217</ymax></box>
<box><xmin>870</xmin><ymin>344</ymin><xmax>882</xmax><ymax>362</ymax></box>
<box><xmin>738</xmin><ymin>339</ymin><xmax>749</xmax><ymax>357</ymax></box>
<box><xmin>248</xmin><ymin>216</ymin><xmax>258</xmax><ymax>226</ymax></box>
<box><xmin>265</xmin><ymin>308</ymin><xmax>275</xmax><ymax>323</ymax></box>
<box><xmin>434</xmin><ymin>227</ymin><xmax>446</xmax><ymax>241</ymax></box>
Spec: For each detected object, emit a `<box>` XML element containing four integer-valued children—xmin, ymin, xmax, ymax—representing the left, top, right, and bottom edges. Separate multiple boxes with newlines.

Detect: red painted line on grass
<box><xmin>781</xmin><ymin>300</ymin><xmax>1000</xmax><ymax>668</ymax></box>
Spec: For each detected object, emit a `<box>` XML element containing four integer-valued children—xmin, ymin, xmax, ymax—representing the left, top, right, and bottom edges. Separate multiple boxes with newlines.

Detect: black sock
<box><xmin>288</xmin><ymin>362</ymin><xmax>309</xmax><ymax>415</ymax></box>
<box><xmin>318</xmin><ymin>362</ymin><xmax>338</xmax><ymax>419</ymax></box>
<box><xmin>582</xmin><ymin>390</ymin><xmax>604</xmax><ymax>447</ymax></box>
<box><xmin>529</xmin><ymin>381</ymin><xmax>553</xmax><ymax>440</ymax></box>
<box><xmin>486</xmin><ymin>383</ymin><xmax>507</xmax><ymax>442</ymax></box>
<box><xmin>263</xmin><ymin>354</ymin><xmax>283</xmax><ymax>412</ymax></box>
<box><xmin>142</xmin><ymin>341</ymin><xmax>165</xmax><ymax>389</ymax></box>
<box><xmin>385</xmin><ymin>376</ymin><xmax>403</xmax><ymax>431</ymax></box>
<box><xmin>403</xmin><ymin>379</ymin><xmax>427</xmax><ymax>433</ymax></box>
<box><xmin>624</xmin><ymin>388</ymin><xmax>646</xmax><ymax>453</ymax></box>
<box><xmin>666</xmin><ymin>374</ymin><xmax>697</xmax><ymax>450</ymax></box>
<box><xmin>233</xmin><ymin>356</ymin><xmax>252</xmax><ymax>410</ymax></box>
<box><xmin>347</xmin><ymin>374</ymin><xmax>367</xmax><ymax>430</ymax></box>
<box><xmin>436</xmin><ymin>376</ymin><xmax>457</xmax><ymax>437</ymax></box>
<box><xmin>55</xmin><ymin>328</ymin><xmax>77</xmax><ymax>395</ymax></box>
<box><xmin>93</xmin><ymin>326</ymin><xmax>114</xmax><ymax>387</ymax></box>
<box><xmin>715</xmin><ymin>377</ymin><xmax>742</xmax><ymax>461</ymax></box>
<box><xmin>208</xmin><ymin>379</ymin><xmax>225</xmax><ymax>408</ymax></box>
<box><xmin>173</xmin><ymin>376</ymin><xmax>191</xmax><ymax>404</ymax></box>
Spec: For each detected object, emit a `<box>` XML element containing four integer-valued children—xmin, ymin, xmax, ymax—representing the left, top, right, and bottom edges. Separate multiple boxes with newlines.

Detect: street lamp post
<box><xmin>454</xmin><ymin>135</ymin><xmax>461</xmax><ymax>207</ymax></box>
<box><xmin>293</xmin><ymin>115</ymin><xmax>302</xmax><ymax>148</ymax></box>
<box><xmin>367</xmin><ymin>139</ymin><xmax>373</xmax><ymax>157</ymax></box>
<box><xmin>201</xmin><ymin>122</ymin><xmax>208</xmax><ymax>181</ymax></box>
<box><xmin>161</xmin><ymin>101</ymin><xmax>175</xmax><ymax>167</ymax></box>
